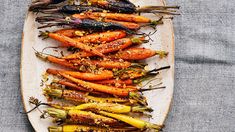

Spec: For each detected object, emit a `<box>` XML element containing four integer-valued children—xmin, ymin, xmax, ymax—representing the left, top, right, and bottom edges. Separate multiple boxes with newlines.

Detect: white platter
<box><xmin>21</xmin><ymin>0</ymin><xmax>174</xmax><ymax>131</ymax></box>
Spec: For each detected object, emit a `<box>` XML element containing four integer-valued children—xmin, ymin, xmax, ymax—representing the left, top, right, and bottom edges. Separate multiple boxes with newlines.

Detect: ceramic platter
<box><xmin>21</xmin><ymin>0</ymin><xmax>174</xmax><ymax>131</ymax></box>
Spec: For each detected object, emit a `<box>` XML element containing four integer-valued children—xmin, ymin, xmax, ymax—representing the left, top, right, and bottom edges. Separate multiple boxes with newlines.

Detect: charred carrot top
<box><xmin>111</xmin><ymin>47</ymin><xmax>168</xmax><ymax>60</ymax></box>
<box><xmin>63</xmin><ymin>37</ymin><xmax>144</xmax><ymax>59</ymax></box>
<box><xmin>55</xmin><ymin>29</ymin><xmax>87</xmax><ymax>38</ymax></box>
<box><xmin>41</xmin><ymin>32</ymin><xmax>104</xmax><ymax>57</ymax></box>
<box><xmin>47</xmin><ymin>68</ymin><xmax>114</xmax><ymax>81</ymax></box>
<box><xmin>73</xmin><ymin>30</ymin><xmax>127</xmax><ymax>44</ymax></box>
<box><xmin>85</xmin><ymin>12</ymin><xmax>151</xmax><ymax>23</ymax></box>
<box><xmin>69</xmin><ymin>59</ymin><xmax>132</xmax><ymax>69</ymax></box>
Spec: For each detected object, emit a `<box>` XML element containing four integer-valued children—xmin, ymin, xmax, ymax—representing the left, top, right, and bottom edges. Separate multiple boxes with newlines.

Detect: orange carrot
<box><xmin>58</xmin><ymin>79</ymin><xmax>137</xmax><ymax>92</ymax></box>
<box><xmin>87</xmin><ymin>0</ymin><xmax>109</xmax><ymax>6</ymax></box>
<box><xmin>47</xmin><ymin>33</ymin><xmax>104</xmax><ymax>57</ymax></box>
<box><xmin>84</xmin><ymin>12</ymin><xmax>151</xmax><ymax>23</ymax></box>
<box><xmin>118</xmin><ymin>86</ymin><xmax>138</xmax><ymax>91</ymax></box>
<box><xmin>103</xmin><ymin>19</ymin><xmax>140</xmax><ymax>30</ymax></box>
<box><xmin>96</xmin><ymin>79</ymin><xmax>134</xmax><ymax>85</ymax></box>
<box><xmin>70</xmin><ymin>59</ymin><xmax>132</xmax><ymax>69</ymax></box>
<box><xmin>57</xmin><ymin>80</ymin><xmax>108</xmax><ymax>96</ymax></box>
<box><xmin>73</xmin><ymin>30</ymin><xmax>127</xmax><ymax>44</ymax></box>
<box><xmin>47</xmin><ymin>68</ymin><xmax>114</xmax><ymax>81</ymax></box>
<box><xmin>55</xmin><ymin>29</ymin><xmax>87</xmax><ymax>38</ymax></box>
<box><xmin>57</xmin><ymin>80</ymin><xmax>89</xmax><ymax>91</ymax></box>
<box><xmin>47</xmin><ymin>56</ymin><xmax>78</xmax><ymax>70</ymax></box>
<box><xmin>59</xmin><ymin>73</ymin><xmax>131</xmax><ymax>97</ymax></box>
<box><xmin>35</xmin><ymin>52</ymin><xmax>80</xmax><ymax>70</ymax></box>
<box><xmin>111</xmin><ymin>48</ymin><xmax>168</xmax><ymax>60</ymax></box>
<box><xmin>63</xmin><ymin>37</ymin><xmax>141</xmax><ymax>59</ymax></box>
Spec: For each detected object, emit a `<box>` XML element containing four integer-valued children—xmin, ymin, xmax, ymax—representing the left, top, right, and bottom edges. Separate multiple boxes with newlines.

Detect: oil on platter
<box><xmin>21</xmin><ymin>0</ymin><xmax>174</xmax><ymax>131</ymax></box>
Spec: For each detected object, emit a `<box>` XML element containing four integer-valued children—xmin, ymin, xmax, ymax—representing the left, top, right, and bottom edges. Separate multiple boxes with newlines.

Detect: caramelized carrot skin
<box><xmin>112</xmin><ymin>48</ymin><xmax>157</xmax><ymax>60</ymax></box>
<box><xmin>67</xmin><ymin>109</ymin><xmax>121</xmax><ymax>126</ymax></box>
<box><xmin>48</xmin><ymin>33</ymin><xmax>104</xmax><ymax>57</ymax></box>
<box><xmin>96</xmin><ymin>79</ymin><xmax>133</xmax><ymax>85</ymax></box>
<box><xmin>47</xmin><ymin>68</ymin><xmax>114</xmax><ymax>81</ymax></box>
<box><xmin>64</xmin><ymin>38</ymin><xmax>133</xmax><ymax>59</ymax></box>
<box><xmin>47</xmin><ymin>56</ymin><xmax>78</xmax><ymax>70</ymax></box>
<box><xmin>70</xmin><ymin>59</ymin><xmax>131</xmax><ymax>69</ymax></box>
<box><xmin>55</xmin><ymin>29</ymin><xmax>86</xmax><ymax>38</ymax></box>
<box><xmin>57</xmin><ymin>80</ymin><xmax>107</xmax><ymax>96</ymax></box>
<box><xmin>57</xmin><ymin>80</ymin><xmax>88</xmax><ymax>91</ymax></box>
<box><xmin>103</xmin><ymin>19</ymin><xmax>140</xmax><ymax>30</ymax></box>
<box><xmin>60</xmin><ymin>73</ymin><xmax>130</xmax><ymax>97</ymax></box>
<box><xmin>62</xmin><ymin>90</ymin><xmax>89</xmax><ymax>103</ymax></box>
<box><xmin>73</xmin><ymin>30</ymin><xmax>127</xmax><ymax>44</ymax></box>
<box><xmin>59</xmin><ymin>30</ymin><xmax>126</xmax><ymax>47</ymax></box>
<box><xmin>87</xmin><ymin>0</ymin><xmax>109</xmax><ymax>6</ymax></box>
<box><xmin>85</xmin><ymin>12</ymin><xmax>151</xmax><ymax>23</ymax></box>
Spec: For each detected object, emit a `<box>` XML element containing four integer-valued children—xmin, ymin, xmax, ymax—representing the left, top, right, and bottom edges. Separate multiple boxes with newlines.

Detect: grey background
<box><xmin>0</xmin><ymin>0</ymin><xmax>234</xmax><ymax>131</ymax></box>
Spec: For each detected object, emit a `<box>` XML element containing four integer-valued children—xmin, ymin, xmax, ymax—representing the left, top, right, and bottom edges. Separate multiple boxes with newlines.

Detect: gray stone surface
<box><xmin>0</xmin><ymin>0</ymin><xmax>234</xmax><ymax>132</ymax></box>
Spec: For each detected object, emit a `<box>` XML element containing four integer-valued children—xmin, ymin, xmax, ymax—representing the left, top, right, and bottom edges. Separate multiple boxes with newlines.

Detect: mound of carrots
<box><xmin>27</xmin><ymin>0</ymin><xmax>178</xmax><ymax>131</ymax></box>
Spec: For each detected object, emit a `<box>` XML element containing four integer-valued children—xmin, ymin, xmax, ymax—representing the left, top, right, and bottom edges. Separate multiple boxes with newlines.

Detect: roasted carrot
<box><xmin>59</xmin><ymin>73</ymin><xmax>144</xmax><ymax>99</ymax></box>
<box><xmin>96</xmin><ymin>79</ymin><xmax>134</xmax><ymax>85</ymax></box>
<box><xmin>70</xmin><ymin>59</ymin><xmax>132</xmax><ymax>69</ymax></box>
<box><xmin>84</xmin><ymin>12</ymin><xmax>151</xmax><ymax>23</ymax></box>
<box><xmin>73</xmin><ymin>30</ymin><xmax>127</xmax><ymax>44</ymax></box>
<box><xmin>56</xmin><ymin>77</ymin><xmax>137</xmax><ymax>92</ymax></box>
<box><xmin>49</xmin><ymin>103</ymin><xmax>152</xmax><ymax>113</ymax></box>
<box><xmin>73</xmin><ymin>14</ymin><xmax>140</xmax><ymax>29</ymax></box>
<box><xmin>55</xmin><ymin>29</ymin><xmax>87</xmax><ymax>38</ymax></box>
<box><xmin>35</xmin><ymin>52</ymin><xmax>79</xmax><ymax>70</ymax></box>
<box><xmin>36</xmin><ymin>52</ymin><xmax>133</xmax><ymax>70</ymax></box>
<box><xmin>47</xmin><ymin>68</ymin><xmax>114</xmax><ymax>81</ymax></box>
<box><xmin>63</xmin><ymin>37</ymin><xmax>144</xmax><ymax>59</ymax></box>
<box><xmin>56</xmin><ymin>80</ymin><xmax>88</xmax><ymax>91</ymax></box>
<box><xmin>48</xmin><ymin>125</ymin><xmax>136</xmax><ymax>132</ymax></box>
<box><xmin>103</xmin><ymin>19</ymin><xmax>140</xmax><ymax>30</ymax></box>
<box><xmin>58</xmin><ymin>79</ymin><xmax>137</xmax><ymax>91</ymax></box>
<box><xmin>60</xmin><ymin>73</ymin><xmax>129</xmax><ymax>96</ymax></box>
<box><xmin>120</xmin><ymin>86</ymin><xmax>138</xmax><ymax>92</ymax></box>
<box><xmin>44</xmin><ymin>87</ymin><xmax>136</xmax><ymax>104</ymax></box>
<box><xmin>40</xmin><ymin>32</ymin><xmax>104</xmax><ymax>57</ymax></box>
<box><xmin>60</xmin><ymin>30</ymin><xmax>126</xmax><ymax>47</ymax></box>
<box><xmin>53</xmin><ymin>80</ymin><xmax>107</xmax><ymax>96</ymax></box>
<box><xmin>86</xmin><ymin>0</ymin><xmax>109</xmax><ymax>6</ymax></box>
<box><xmin>111</xmin><ymin>47</ymin><xmax>168</xmax><ymax>60</ymax></box>
<box><xmin>45</xmin><ymin>108</ymin><xmax>123</xmax><ymax>126</ymax></box>
<box><xmin>99</xmin><ymin>111</ymin><xmax>163</xmax><ymax>130</ymax></box>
